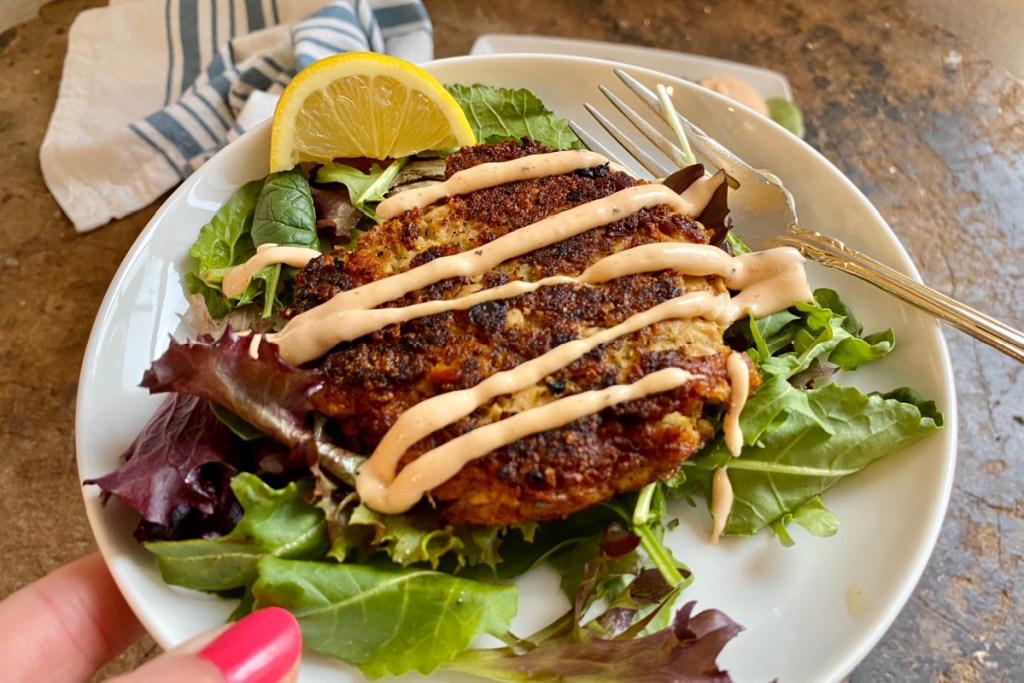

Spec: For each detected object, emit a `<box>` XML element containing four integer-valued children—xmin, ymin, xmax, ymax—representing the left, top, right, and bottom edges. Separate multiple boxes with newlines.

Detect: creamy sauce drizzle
<box><xmin>358</xmin><ymin>291</ymin><xmax>718</xmax><ymax>513</ymax></box>
<box><xmin>724</xmin><ymin>352</ymin><xmax>750</xmax><ymax>456</ymax></box>
<box><xmin>709</xmin><ymin>467</ymin><xmax>734</xmax><ymax>544</ymax></box>
<box><xmin>248</xmin><ymin>333</ymin><xmax>263</xmax><ymax>360</ymax></box>
<box><xmin>270</xmin><ymin>242</ymin><xmax>805</xmax><ymax>367</ymax></box>
<box><xmin>376</xmin><ymin>150</ymin><xmax>609</xmax><ymax>220</ymax></box>
<box><xmin>222</xmin><ymin>244</ymin><xmax>322</xmax><ymax>298</ymax></box>
<box><xmin>361</xmin><ymin>368</ymin><xmax>700</xmax><ymax>514</ymax></box>
<box><xmin>219</xmin><ymin>150</ymin><xmax>813</xmax><ymax>515</ymax></box>
<box><xmin>356</xmin><ymin>245</ymin><xmax>808</xmax><ymax>513</ymax></box>
<box><xmin>271</xmin><ymin>180</ymin><xmax>748</xmax><ymax>366</ymax></box>
<box><xmin>681</xmin><ymin>171</ymin><xmax>727</xmax><ymax>215</ymax></box>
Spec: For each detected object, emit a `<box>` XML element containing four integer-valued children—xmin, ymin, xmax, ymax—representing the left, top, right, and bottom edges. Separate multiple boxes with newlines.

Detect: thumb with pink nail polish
<box><xmin>109</xmin><ymin>607</ymin><xmax>302</xmax><ymax>683</ymax></box>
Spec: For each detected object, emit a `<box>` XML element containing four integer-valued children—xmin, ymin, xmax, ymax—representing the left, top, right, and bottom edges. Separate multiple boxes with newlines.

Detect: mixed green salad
<box><xmin>86</xmin><ymin>83</ymin><xmax>942</xmax><ymax>681</ymax></box>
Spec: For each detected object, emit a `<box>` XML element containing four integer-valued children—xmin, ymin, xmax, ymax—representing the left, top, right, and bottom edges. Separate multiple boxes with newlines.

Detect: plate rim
<box><xmin>469</xmin><ymin>34</ymin><xmax>795</xmax><ymax>100</ymax></box>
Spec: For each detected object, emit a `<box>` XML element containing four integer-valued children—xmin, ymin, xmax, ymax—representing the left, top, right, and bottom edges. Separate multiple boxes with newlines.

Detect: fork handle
<box><xmin>777</xmin><ymin>225</ymin><xmax>1024</xmax><ymax>363</ymax></box>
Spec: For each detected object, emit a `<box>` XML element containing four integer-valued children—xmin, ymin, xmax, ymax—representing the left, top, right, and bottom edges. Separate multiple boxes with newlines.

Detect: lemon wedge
<box><xmin>270</xmin><ymin>52</ymin><xmax>476</xmax><ymax>171</ymax></box>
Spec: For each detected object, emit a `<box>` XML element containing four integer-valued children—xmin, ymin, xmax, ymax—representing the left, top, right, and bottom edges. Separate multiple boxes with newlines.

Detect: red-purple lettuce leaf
<box><xmin>141</xmin><ymin>329</ymin><xmax>323</xmax><ymax>451</ymax></box>
<box><xmin>446</xmin><ymin>598</ymin><xmax>742</xmax><ymax>683</ymax></box>
<box><xmin>663</xmin><ymin>164</ymin><xmax>706</xmax><ymax>194</ymax></box>
<box><xmin>87</xmin><ymin>329</ymin><xmax>329</xmax><ymax>536</ymax></box>
<box><xmin>570</xmin><ymin>524</ymin><xmax>642</xmax><ymax>618</ymax></box>
<box><xmin>84</xmin><ymin>393</ymin><xmax>240</xmax><ymax>529</ymax></box>
<box><xmin>310</xmin><ymin>183</ymin><xmax>363</xmax><ymax>245</ymax></box>
<box><xmin>663</xmin><ymin>165</ymin><xmax>732</xmax><ymax>248</ymax></box>
<box><xmin>446</xmin><ymin>524</ymin><xmax>742</xmax><ymax>682</ymax></box>
<box><xmin>594</xmin><ymin>567</ymin><xmax>675</xmax><ymax>637</ymax></box>
<box><xmin>696</xmin><ymin>170</ymin><xmax>733</xmax><ymax>248</ymax></box>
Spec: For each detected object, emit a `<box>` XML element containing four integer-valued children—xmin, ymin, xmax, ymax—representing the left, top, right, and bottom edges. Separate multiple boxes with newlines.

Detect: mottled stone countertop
<box><xmin>1</xmin><ymin>0</ymin><xmax>1021</xmax><ymax>681</ymax></box>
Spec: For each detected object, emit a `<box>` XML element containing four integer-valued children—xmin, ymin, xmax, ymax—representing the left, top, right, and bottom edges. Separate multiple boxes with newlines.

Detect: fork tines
<box><xmin>570</xmin><ymin>108</ymin><xmax>671</xmax><ymax>178</ymax></box>
<box><xmin>573</xmin><ymin>71</ymin><xmax>704</xmax><ymax>179</ymax></box>
<box><xmin>596</xmin><ymin>85</ymin><xmax>694</xmax><ymax>173</ymax></box>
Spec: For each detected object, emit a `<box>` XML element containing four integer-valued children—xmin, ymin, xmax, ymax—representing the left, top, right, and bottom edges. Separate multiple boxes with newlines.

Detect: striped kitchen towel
<box><xmin>39</xmin><ymin>0</ymin><xmax>433</xmax><ymax>232</ymax></box>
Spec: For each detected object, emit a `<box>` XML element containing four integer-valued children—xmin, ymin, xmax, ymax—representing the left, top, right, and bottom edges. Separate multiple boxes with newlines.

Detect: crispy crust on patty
<box><xmin>288</xmin><ymin>139</ymin><xmax>757</xmax><ymax>526</ymax></box>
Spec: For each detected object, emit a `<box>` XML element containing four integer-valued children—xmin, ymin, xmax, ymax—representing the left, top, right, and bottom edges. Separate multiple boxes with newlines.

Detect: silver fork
<box><xmin>570</xmin><ymin>68</ymin><xmax>1024</xmax><ymax>364</ymax></box>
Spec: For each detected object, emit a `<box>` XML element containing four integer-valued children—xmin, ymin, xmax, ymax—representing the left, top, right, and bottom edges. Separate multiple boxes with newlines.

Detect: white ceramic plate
<box><xmin>470</xmin><ymin>34</ymin><xmax>794</xmax><ymax>101</ymax></box>
<box><xmin>77</xmin><ymin>54</ymin><xmax>957</xmax><ymax>683</ymax></box>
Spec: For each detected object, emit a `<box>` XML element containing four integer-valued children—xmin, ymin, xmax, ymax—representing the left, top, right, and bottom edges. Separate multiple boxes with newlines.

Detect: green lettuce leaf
<box><xmin>186</xmin><ymin>167</ymin><xmax>320</xmax><ymax>319</ymax></box>
<box><xmin>187</xmin><ymin>178</ymin><xmax>263</xmax><ymax>314</ymax></box>
<box><xmin>682</xmin><ymin>380</ymin><xmax>943</xmax><ymax>538</ymax></box>
<box><xmin>601</xmin><ymin>488</ymin><xmax>691</xmax><ymax>590</ymax></box>
<box><xmin>766</xmin><ymin>98</ymin><xmax>805</xmax><ymax>138</ymax></box>
<box><xmin>251</xmin><ymin>167</ymin><xmax>320</xmax><ymax>250</ymax></box>
<box><xmin>184</xmin><ymin>272</ymin><xmax>230</xmax><ymax>319</ymax></box>
<box><xmin>486</xmin><ymin>506</ymin><xmax>611</xmax><ymax>582</ymax></box>
<box><xmin>446</xmin><ymin>83</ymin><xmax>583</xmax><ymax>150</ymax></box>
<box><xmin>680</xmin><ymin>286</ymin><xmax>943</xmax><ymax>541</ymax></box>
<box><xmin>190</xmin><ymin>178</ymin><xmax>263</xmax><ymax>274</ymax></box>
<box><xmin>320</xmin><ymin>497</ymin><xmax>503</xmax><ymax>570</ymax></box>
<box><xmin>724</xmin><ymin>231</ymin><xmax>752</xmax><ymax>255</ymax></box>
<box><xmin>246</xmin><ymin>167</ymin><xmax>319</xmax><ymax>317</ymax></box>
<box><xmin>144</xmin><ymin>474</ymin><xmax>329</xmax><ymax>591</ymax></box>
<box><xmin>315</xmin><ymin>158</ymin><xmax>407</xmax><ymax>222</ymax></box>
<box><xmin>739</xmin><ymin>288</ymin><xmax>895</xmax><ymax>381</ymax></box>
<box><xmin>252</xmin><ymin>557</ymin><xmax>517</xmax><ymax>678</ymax></box>
<box><xmin>768</xmin><ymin>496</ymin><xmax>839</xmax><ymax>547</ymax></box>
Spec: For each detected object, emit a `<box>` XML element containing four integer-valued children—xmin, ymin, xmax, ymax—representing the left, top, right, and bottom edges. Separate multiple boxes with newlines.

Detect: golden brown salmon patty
<box><xmin>287</xmin><ymin>139</ymin><xmax>757</xmax><ymax>526</ymax></box>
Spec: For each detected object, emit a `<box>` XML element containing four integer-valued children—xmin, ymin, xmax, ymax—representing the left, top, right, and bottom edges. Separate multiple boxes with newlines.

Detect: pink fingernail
<box><xmin>199</xmin><ymin>607</ymin><xmax>301</xmax><ymax>683</ymax></box>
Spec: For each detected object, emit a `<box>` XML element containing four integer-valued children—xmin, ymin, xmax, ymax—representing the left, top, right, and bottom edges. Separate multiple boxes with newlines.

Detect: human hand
<box><xmin>0</xmin><ymin>553</ymin><xmax>301</xmax><ymax>682</ymax></box>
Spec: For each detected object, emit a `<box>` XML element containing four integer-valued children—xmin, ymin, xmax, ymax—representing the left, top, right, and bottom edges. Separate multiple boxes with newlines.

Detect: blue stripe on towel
<box><xmin>163</xmin><ymin>0</ymin><xmax>175</xmax><ymax>106</ymax></box>
<box><xmin>170</xmin><ymin>104</ymin><xmax>218</xmax><ymax>152</ymax></box>
<box><xmin>373</xmin><ymin>3</ymin><xmax>429</xmax><ymax>30</ymax></box>
<box><xmin>301</xmin><ymin>19</ymin><xmax>368</xmax><ymax>40</ymax></box>
<box><xmin>357</xmin><ymin>0</ymin><xmax>385</xmax><ymax>53</ymax></box>
<box><xmin>179</xmin><ymin>98</ymin><xmax>223</xmax><ymax>142</ymax></box>
<box><xmin>297</xmin><ymin>36</ymin><xmax>355</xmax><ymax>63</ymax></box>
<box><xmin>293</xmin><ymin>1</ymin><xmax>377</xmax><ymax>71</ymax></box>
<box><xmin>179</xmin><ymin>0</ymin><xmax>201</xmax><ymax>95</ymax></box>
<box><xmin>299</xmin><ymin>23</ymin><xmax>368</xmax><ymax>50</ymax></box>
<box><xmin>129</xmin><ymin>121</ymin><xmax>187</xmax><ymax>178</ymax></box>
<box><xmin>262</xmin><ymin>55</ymin><xmax>289</xmax><ymax>76</ymax></box>
<box><xmin>147</xmin><ymin>110</ymin><xmax>206</xmax><ymax>170</ymax></box>
<box><xmin>312</xmin><ymin>1</ymin><xmax>359</xmax><ymax>24</ymax></box>
<box><xmin>245</xmin><ymin>0</ymin><xmax>264</xmax><ymax>32</ymax></box>
<box><xmin>252</xmin><ymin>57</ymin><xmax>292</xmax><ymax>90</ymax></box>
<box><xmin>236</xmin><ymin>64</ymin><xmax>275</xmax><ymax>92</ymax></box>
<box><xmin>195</xmin><ymin>88</ymin><xmax>232</xmax><ymax>129</ymax></box>
<box><xmin>204</xmin><ymin>48</ymin><xmax>229</xmax><ymax>82</ymax></box>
